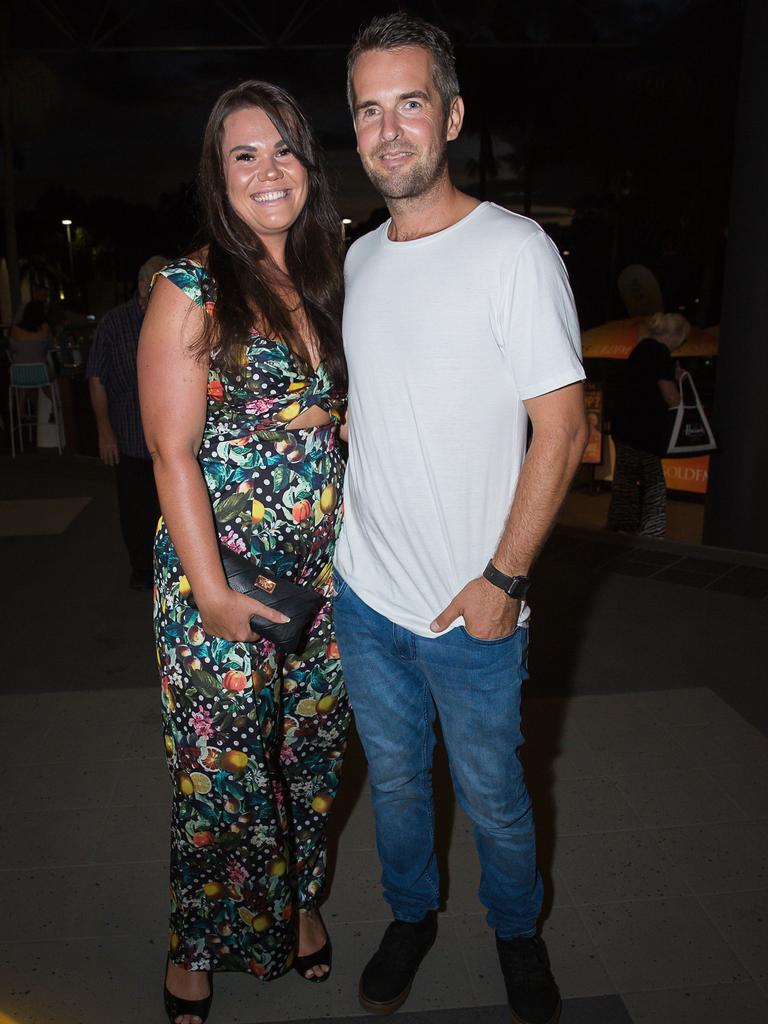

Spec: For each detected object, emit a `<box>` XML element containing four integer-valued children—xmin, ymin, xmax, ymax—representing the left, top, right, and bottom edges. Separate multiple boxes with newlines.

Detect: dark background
<box><xmin>3</xmin><ymin>0</ymin><xmax>744</xmax><ymax>329</ymax></box>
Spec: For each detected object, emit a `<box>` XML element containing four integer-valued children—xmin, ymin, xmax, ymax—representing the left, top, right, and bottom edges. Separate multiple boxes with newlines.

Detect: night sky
<box><xmin>4</xmin><ymin>0</ymin><xmax>744</xmax><ymax>322</ymax></box>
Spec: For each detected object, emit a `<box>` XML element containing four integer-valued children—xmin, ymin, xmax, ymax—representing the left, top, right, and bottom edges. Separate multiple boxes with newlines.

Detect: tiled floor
<box><xmin>1</xmin><ymin>453</ymin><xmax>767</xmax><ymax>1024</ymax></box>
<box><xmin>0</xmin><ymin>687</ymin><xmax>766</xmax><ymax>1024</ymax></box>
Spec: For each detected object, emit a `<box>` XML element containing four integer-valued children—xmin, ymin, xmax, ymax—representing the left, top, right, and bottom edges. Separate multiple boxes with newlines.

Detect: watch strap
<box><xmin>483</xmin><ymin>561</ymin><xmax>530</xmax><ymax>599</ymax></box>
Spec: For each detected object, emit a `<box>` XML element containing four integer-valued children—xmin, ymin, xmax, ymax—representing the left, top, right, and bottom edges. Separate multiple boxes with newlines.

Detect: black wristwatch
<box><xmin>483</xmin><ymin>560</ymin><xmax>530</xmax><ymax>600</ymax></box>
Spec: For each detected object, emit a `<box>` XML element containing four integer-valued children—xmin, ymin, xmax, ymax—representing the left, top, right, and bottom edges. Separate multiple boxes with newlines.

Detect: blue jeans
<box><xmin>332</xmin><ymin>572</ymin><xmax>543</xmax><ymax>940</ymax></box>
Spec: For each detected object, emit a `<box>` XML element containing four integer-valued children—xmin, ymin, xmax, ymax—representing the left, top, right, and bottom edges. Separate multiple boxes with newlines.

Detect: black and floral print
<box><xmin>153</xmin><ymin>258</ymin><xmax>350</xmax><ymax>979</ymax></box>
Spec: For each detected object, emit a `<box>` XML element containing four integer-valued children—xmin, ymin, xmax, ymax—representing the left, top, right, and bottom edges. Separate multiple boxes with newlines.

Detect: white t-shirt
<box><xmin>335</xmin><ymin>202</ymin><xmax>584</xmax><ymax>638</ymax></box>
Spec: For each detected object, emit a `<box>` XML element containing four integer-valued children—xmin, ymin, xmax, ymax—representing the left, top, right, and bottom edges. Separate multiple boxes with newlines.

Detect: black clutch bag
<box><xmin>190</xmin><ymin>543</ymin><xmax>324</xmax><ymax>654</ymax></box>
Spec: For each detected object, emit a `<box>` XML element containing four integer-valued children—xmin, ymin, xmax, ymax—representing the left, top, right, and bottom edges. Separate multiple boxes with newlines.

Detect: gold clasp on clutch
<box><xmin>255</xmin><ymin>575</ymin><xmax>276</xmax><ymax>594</ymax></box>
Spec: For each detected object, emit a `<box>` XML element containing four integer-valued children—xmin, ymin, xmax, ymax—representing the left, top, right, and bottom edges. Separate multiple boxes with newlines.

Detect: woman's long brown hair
<box><xmin>194</xmin><ymin>80</ymin><xmax>346</xmax><ymax>389</ymax></box>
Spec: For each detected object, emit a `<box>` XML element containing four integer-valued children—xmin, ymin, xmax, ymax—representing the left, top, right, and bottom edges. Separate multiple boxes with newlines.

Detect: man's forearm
<box><xmin>493</xmin><ymin>425</ymin><xmax>586</xmax><ymax>576</ymax></box>
<box><xmin>89</xmin><ymin>378</ymin><xmax>114</xmax><ymax>432</ymax></box>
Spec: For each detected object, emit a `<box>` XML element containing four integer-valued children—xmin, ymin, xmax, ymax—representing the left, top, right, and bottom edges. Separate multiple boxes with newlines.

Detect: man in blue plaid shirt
<box><xmin>87</xmin><ymin>255</ymin><xmax>168</xmax><ymax>589</ymax></box>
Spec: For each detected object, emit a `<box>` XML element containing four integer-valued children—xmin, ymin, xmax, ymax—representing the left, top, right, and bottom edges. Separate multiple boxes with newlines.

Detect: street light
<box><xmin>62</xmin><ymin>219</ymin><xmax>74</xmax><ymax>282</ymax></box>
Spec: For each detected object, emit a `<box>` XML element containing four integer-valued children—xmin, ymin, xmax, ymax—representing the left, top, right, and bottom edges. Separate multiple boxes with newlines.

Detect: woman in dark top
<box><xmin>607</xmin><ymin>313</ymin><xmax>688</xmax><ymax>537</ymax></box>
<box><xmin>138</xmin><ymin>81</ymin><xmax>349</xmax><ymax>1024</ymax></box>
<box><xmin>9</xmin><ymin>300</ymin><xmax>53</xmax><ymax>365</ymax></box>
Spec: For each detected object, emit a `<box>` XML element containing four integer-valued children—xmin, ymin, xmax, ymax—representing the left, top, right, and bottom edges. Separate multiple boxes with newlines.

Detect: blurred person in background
<box><xmin>87</xmin><ymin>255</ymin><xmax>168</xmax><ymax>588</ymax></box>
<box><xmin>607</xmin><ymin>312</ymin><xmax>688</xmax><ymax>537</ymax></box>
<box><xmin>8</xmin><ymin>300</ymin><xmax>53</xmax><ymax>365</ymax></box>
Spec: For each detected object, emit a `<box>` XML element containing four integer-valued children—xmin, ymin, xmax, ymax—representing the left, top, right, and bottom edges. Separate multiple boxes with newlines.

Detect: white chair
<box><xmin>8</xmin><ymin>361</ymin><xmax>64</xmax><ymax>456</ymax></box>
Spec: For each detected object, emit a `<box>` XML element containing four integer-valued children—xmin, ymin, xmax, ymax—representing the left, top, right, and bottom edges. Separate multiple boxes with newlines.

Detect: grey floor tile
<box><xmin>579</xmin><ymin>896</ymin><xmax>749</xmax><ymax>991</ymax></box>
<box><xmin>127</xmin><ymin>717</ymin><xmax>167</xmax><ymax>760</ymax></box>
<box><xmin>449</xmin><ymin>912</ymin><xmax>507</xmax><ymax>1005</ymax></box>
<box><xmin>0</xmin><ymin>935</ymin><xmax>166</xmax><ymax>1024</ymax></box>
<box><xmin>0</xmin><ymin>769</ymin><xmax>14</xmax><ymax>814</ymax></box>
<box><xmin>583</xmin><ymin>721</ymin><xmax>704</xmax><ymax>774</ymax></box>
<box><xmin>549</xmin><ymin>739</ymin><xmax>611</xmax><ymax>782</ymax></box>
<box><xmin>0</xmin><ymin>939</ymin><xmax>85</xmax><ymax>1024</ymax></box>
<box><xmin>0</xmin><ymin>722</ymin><xmax>53</xmax><ymax>763</ymax></box>
<box><xmin>522</xmin><ymin>715</ymin><xmax>609</xmax><ymax>781</ymax></box>
<box><xmin>39</xmin><ymin>686</ymin><xmax>155</xmax><ymax>725</ymax></box>
<box><xmin>623</xmin><ymin>982</ymin><xmax>768</xmax><ymax>1024</ymax></box>
<box><xmin>700</xmin><ymin>889</ymin><xmax>768</xmax><ymax>983</ymax></box>
<box><xmin>607</xmin><ymin>559</ymin><xmax>658</xmax><ymax>579</ymax></box>
<box><xmin>440</xmin><ymin>842</ymin><xmax>584</xmax><ymax>917</ymax></box>
<box><xmin>675</xmin><ymin>718</ymin><xmax>768</xmax><ymax>769</ymax></box>
<box><xmin>448</xmin><ymin>804</ymin><xmax>476</xmax><ymax>846</ymax></box>
<box><xmin>708</xmin><ymin>566</ymin><xmax>768</xmax><ymax>598</ymax></box>
<box><xmin>0</xmin><ymin>868</ymin><xmax>81</xmax><ymax>942</ymax></box>
<box><xmin>0</xmin><ymin>703</ymin><xmax>47</xmax><ymax>740</ymax></box>
<box><xmin>540</xmin><ymin>906</ymin><xmax>617</xmax><ymax>999</ymax></box>
<box><xmin>326</xmin><ymin>785</ymin><xmax>377</xmax><ymax>853</ymax></box>
<box><xmin>329</xmin><ymin>919</ymin><xmax>476</xmax><ymax>1016</ymax></box>
<box><xmin>453</xmin><ymin>907</ymin><xmax>615</xmax><ymax>1004</ymax></box>
<box><xmin>553</xmin><ymin>830</ymin><xmax>690</xmax><ymax>905</ymax></box>
<box><xmin>7</xmin><ymin>760</ymin><xmax>121</xmax><ymax>812</ymax></box>
<box><xmin>89</xmin><ymin>802</ymin><xmax>171</xmax><ymax>865</ymax></box>
<box><xmin>558</xmin><ymin>995</ymin><xmax>634</xmax><ymax>1024</ymax></box>
<box><xmin>710</xmin><ymin>762</ymin><xmax>768</xmax><ymax>818</ymax></box>
<box><xmin>0</xmin><ymin>806</ymin><xmax>87</xmax><ymax>869</ymax></box>
<box><xmin>70</xmin><ymin>860</ymin><xmax>169</xmax><ymax>938</ymax></box>
<box><xmin>651</xmin><ymin>567</ymin><xmax>716</xmax><ymax>588</ymax></box>
<box><xmin>444</xmin><ymin>842</ymin><xmax>482</xmax><ymax>914</ymax></box>
<box><xmin>616</xmin><ymin>547</ymin><xmax>680</xmax><ymax>567</ymax></box>
<box><xmin>321</xmin><ymin>848</ymin><xmax>389</xmax><ymax>924</ymax></box>
<box><xmin>571</xmin><ymin>689</ymin><xmax>737</xmax><ymax>732</ymax></box>
<box><xmin>226</xmin><ymin>957</ymin><xmax>335</xmax><ymax>1021</ymax></box>
<box><xmin>256</xmin><ymin>997</ymin><xmax>633</xmax><ymax>1024</ymax></box>
<box><xmin>552</xmin><ymin>777</ymin><xmax>640</xmax><ymax>835</ymax></box>
<box><xmin>675</xmin><ymin>556</ymin><xmax>733</xmax><ymax>576</ymax></box>
<box><xmin>549</xmin><ymin>869</ymin><xmax>576</xmax><ymax>909</ymax></box>
<box><xmin>40</xmin><ymin>715</ymin><xmax>137</xmax><ymax>762</ymax></box>
<box><xmin>108</xmin><ymin>757</ymin><xmax>170</xmax><ymax>807</ymax></box>
<box><xmin>613</xmin><ymin>769</ymin><xmax>747</xmax><ymax>828</ymax></box>
<box><xmin>654</xmin><ymin>820</ymin><xmax>768</xmax><ymax>894</ymax></box>
<box><xmin>258</xmin><ymin>1007</ymin><xmax>503</xmax><ymax>1024</ymax></box>
<box><xmin>0</xmin><ymin>802</ymin><xmax>170</xmax><ymax>870</ymax></box>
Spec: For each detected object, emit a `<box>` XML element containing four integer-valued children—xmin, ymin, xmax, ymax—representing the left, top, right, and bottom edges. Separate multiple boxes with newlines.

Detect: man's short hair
<box><xmin>346</xmin><ymin>12</ymin><xmax>460</xmax><ymax>118</ymax></box>
<box><xmin>138</xmin><ymin>255</ymin><xmax>170</xmax><ymax>289</ymax></box>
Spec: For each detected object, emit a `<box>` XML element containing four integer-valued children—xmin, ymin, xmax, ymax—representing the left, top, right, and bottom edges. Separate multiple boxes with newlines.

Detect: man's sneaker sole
<box><xmin>509</xmin><ymin>1000</ymin><xmax>562</xmax><ymax>1024</ymax></box>
<box><xmin>358</xmin><ymin>977</ymin><xmax>414</xmax><ymax>1015</ymax></box>
<box><xmin>358</xmin><ymin>931</ymin><xmax>437</xmax><ymax>1015</ymax></box>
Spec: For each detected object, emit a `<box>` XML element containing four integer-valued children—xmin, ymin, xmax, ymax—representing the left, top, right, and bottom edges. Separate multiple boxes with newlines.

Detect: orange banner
<box><xmin>662</xmin><ymin>455</ymin><xmax>709</xmax><ymax>494</ymax></box>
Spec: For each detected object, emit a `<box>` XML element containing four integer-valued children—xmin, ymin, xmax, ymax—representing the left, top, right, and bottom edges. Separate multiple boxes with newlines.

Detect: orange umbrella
<box><xmin>581</xmin><ymin>318</ymin><xmax>719</xmax><ymax>359</ymax></box>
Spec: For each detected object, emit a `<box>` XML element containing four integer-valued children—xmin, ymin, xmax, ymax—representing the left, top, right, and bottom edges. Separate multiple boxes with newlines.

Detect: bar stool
<box><xmin>8</xmin><ymin>361</ymin><xmax>64</xmax><ymax>456</ymax></box>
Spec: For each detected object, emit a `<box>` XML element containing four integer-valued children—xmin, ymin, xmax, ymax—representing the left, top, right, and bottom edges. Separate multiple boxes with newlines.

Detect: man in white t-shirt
<box><xmin>333</xmin><ymin>14</ymin><xmax>587</xmax><ymax>1023</ymax></box>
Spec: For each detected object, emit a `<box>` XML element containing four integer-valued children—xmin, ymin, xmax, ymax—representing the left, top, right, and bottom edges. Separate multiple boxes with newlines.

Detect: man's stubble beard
<box><xmin>364</xmin><ymin>141</ymin><xmax>449</xmax><ymax>201</ymax></box>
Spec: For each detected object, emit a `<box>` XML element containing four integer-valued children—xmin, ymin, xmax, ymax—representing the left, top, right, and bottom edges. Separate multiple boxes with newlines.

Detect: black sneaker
<box><xmin>496</xmin><ymin>934</ymin><xmax>561</xmax><ymax>1024</ymax></box>
<box><xmin>359</xmin><ymin>912</ymin><xmax>437</xmax><ymax>1014</ymax></box>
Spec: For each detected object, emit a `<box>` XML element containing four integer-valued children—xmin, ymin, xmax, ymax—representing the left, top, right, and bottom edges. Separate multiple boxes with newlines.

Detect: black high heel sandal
<box><xmin>294</xmin><ymin>911</ymin><xmax>333</xmax><ymax>984</ymax></box>
<box><xmin>164</xmin><ymin>956</ymin><xmax>213</xmax><ymax>1023</ymax></box>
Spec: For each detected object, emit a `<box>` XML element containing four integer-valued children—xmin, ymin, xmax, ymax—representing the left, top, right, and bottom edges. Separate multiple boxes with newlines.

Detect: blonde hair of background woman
<box><xmin>644</xmin><ymin>312</ymin><xmax>691</xmax><ymax>345</ymax></box>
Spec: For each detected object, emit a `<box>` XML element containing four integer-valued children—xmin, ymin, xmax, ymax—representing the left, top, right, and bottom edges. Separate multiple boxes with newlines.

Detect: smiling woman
<box><xmin>136</xmin><ymin>80</ymin><xmax>350</xmax><ymax>1024</ymax></box>
<box><xmin>223</xmin><ymin>108</ymin><xmax>309</xmax><ymax>249</ymax></box>
<box><xmin>195</xmin><ymin>81</ymin><xmax>345</xmax><ymax>383</ymax></box>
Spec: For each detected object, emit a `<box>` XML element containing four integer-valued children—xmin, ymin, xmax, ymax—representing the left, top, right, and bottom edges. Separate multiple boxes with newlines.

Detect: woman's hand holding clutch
<box><xmin>197</xmin><ymin>587</ymin><xmax>290</xmax><ymax>642</ymax></box>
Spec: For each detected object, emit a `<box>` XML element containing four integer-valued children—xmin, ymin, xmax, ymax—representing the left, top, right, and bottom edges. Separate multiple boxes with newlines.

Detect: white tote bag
<box><xmin>666</xmin><ymin>371</ymin><xmax>717</xmax><ymax>457</ymax></box>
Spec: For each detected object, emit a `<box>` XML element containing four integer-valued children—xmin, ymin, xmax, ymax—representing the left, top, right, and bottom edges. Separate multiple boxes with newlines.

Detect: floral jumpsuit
<box><xmin>152</xmin><ymin>259</ymin><xmax>349</xmax><ymax>979</ymax></box>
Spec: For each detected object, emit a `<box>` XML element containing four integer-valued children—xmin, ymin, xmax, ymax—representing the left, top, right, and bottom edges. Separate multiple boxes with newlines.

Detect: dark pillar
<box><xmin>703</xmin><ymin>0</ymin><xmax>768</xmax><ymax>553</ymax></box>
